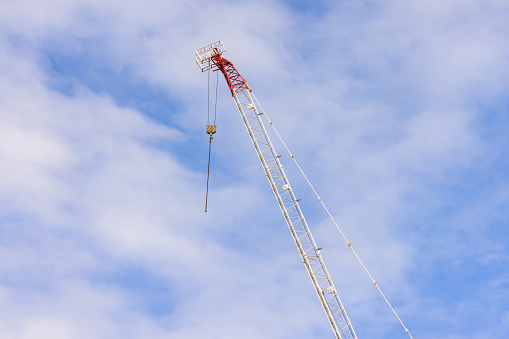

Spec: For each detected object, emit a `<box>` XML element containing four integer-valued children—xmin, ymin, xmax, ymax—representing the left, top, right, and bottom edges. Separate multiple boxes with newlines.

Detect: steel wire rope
<box><xmin>205</xmin><ymin>70</ymin><xmax>218</xmax><ymax>212</ymax></box>
<box><xmin>251</xmin><ymin>92</ymin><xmax>413</xmax><ymax>339</ymax></box>
<box><xmin>207</xmin><ymin>69</ymin><xmax>210</xmax><ymax>124</ymax></box>
<box><xmin>214</xmin><ymin>69</ymin><xmax>219</xmax><ymax>124</ymax></box>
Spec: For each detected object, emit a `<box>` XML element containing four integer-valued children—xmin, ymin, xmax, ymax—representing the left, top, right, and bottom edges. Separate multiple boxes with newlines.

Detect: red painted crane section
<box><xmin>210</xmin><ymin>48</ymin><xmax>248</xmax><ymax>96</ymax></box>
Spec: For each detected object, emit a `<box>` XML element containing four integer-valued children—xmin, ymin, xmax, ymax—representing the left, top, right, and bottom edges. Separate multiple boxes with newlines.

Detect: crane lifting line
<box><xmin>251</xmin><ymin>92</ymin><xmax>413</xmax><ymax>339</ymax></box>
<box><xmin>205</xmin><ymin>70</ymin><xmax>219</xmax><ymax>212</ymax></box>
<box><xmin>207</xmin><ymin>69</ymin><xmax>219</xmax><ymax>126</ymax></box>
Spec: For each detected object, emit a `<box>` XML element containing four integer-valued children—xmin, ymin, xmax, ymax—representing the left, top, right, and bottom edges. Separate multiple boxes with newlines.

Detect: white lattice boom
<box><xmin>195</xmin><ymin>41</ymin><xmax>358</xmax><ymax>339</ymax></box>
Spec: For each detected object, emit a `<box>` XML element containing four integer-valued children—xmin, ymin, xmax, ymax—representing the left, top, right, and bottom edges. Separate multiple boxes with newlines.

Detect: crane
<box><xmin>195</xmin><ymin>41</ymin><xmax>357</xmax><ymax>339</ymax></box>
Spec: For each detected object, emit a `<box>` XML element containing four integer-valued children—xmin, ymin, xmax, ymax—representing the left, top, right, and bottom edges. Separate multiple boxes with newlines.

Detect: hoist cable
<box><xmin>205</xmin><ymin>70</ymin><xmax>219</xmax><ymax>212</ymax></box>
<box><xmin>205</xmin><ymin>136</ymin><xmax>213</xmax><ymax>212</ymax></box>
<box><xmin>207</xmin><ymin>69</ymin><xmax>210</xmax><ymax>125</ymax></box>
<box><xmin>251</xmin><ymin>92</ymin><xmax>413</xmax><ymax>339</ymax></box>
<box><xmin>214</xmin><ymin>70</ymin><xmax>219</xmax><ymax>125</ymax></box>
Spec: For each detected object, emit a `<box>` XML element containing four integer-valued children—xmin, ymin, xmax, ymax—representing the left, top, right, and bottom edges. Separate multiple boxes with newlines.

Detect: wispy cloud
<box><xmin>1</xmin><ymin>0</ymin><xmax>508</xmax><ymax>338</ymax></box>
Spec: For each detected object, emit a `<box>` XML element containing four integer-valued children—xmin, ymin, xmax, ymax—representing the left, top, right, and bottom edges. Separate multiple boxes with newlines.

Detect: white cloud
<box><xmin>1</xmin><ymin>0</ymin><xmax>509</xmax><ymax>338</ymax></box>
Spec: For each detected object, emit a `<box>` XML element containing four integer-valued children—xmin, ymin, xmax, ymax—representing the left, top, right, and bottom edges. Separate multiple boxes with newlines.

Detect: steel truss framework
<box><xmin>196</xmin><ymin>41</ymin><xmax>357</xmax><ymax>339</ymax></box>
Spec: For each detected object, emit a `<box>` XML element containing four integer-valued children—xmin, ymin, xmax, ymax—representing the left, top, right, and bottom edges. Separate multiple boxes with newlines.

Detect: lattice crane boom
<box><xmin>195</xmin><ymin>41</ymin><xmax>358</xmax><ymax>339</ymax></box>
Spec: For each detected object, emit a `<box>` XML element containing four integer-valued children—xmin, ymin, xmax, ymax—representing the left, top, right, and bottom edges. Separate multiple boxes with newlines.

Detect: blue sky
<box><xmin>1</xmin><ymin>0</ymin><xmax>509</xmax><ymax>338</ymax></box>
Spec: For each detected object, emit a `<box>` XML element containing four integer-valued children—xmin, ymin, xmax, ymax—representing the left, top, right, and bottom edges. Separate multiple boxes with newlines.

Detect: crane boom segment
<box><xmin>211</xmin><ymin>53</ymin><xmax>248</xmax><ymax>96</ymax></box>
<box><xmin>195</xmin><ymin>41</ymin><xmax>357</xmax><ymax>339</ymax></box>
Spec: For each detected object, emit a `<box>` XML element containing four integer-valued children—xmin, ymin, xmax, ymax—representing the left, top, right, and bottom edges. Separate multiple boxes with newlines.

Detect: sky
<box><xmin>1</xmin><ymin>0</ymin><xmax>509</xmax><ymax>338</ymax></box>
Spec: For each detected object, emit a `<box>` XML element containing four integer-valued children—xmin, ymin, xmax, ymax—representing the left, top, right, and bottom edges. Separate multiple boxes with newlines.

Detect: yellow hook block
<box><xmin>206</xmin><ymin>125</ymin><xmax>217</xmax><ymax>135</ymax></box>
